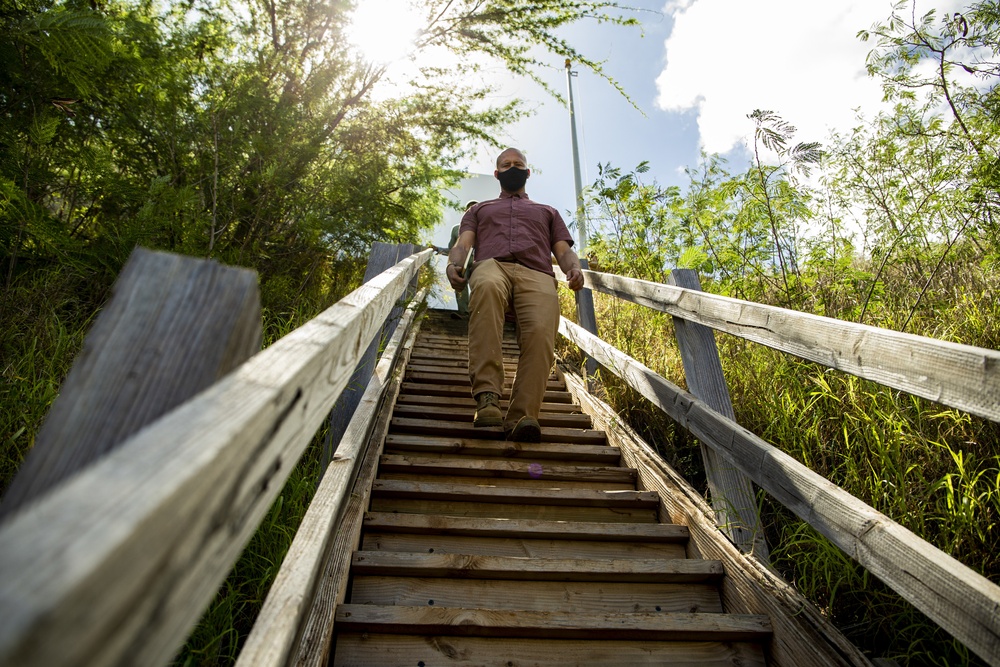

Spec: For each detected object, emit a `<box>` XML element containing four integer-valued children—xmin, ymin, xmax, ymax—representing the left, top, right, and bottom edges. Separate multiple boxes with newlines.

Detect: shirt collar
<box><xmin>499</xmin><ymin>190</ymin><xmax>529</xmax><ymax>200</ymax></box>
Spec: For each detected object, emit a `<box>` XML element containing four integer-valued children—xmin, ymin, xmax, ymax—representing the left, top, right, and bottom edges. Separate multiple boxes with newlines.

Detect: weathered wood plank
<box><xmin>361</xmin><ymin>533</ymin><xmax>688</xmax><ymax>560</ymax></box>
<box><xmin>369</xmin><ymin>498</ymin><xmax>657</xmax><ymax>523</ymax></box>
<box><xmin>323</xmin><ymin>242</ymin><xmax>417</xmax><ymax>466</ymax></box>
<box><xmin>349</xmin><ymin>552</ymin><xmax>723</xmax><ymax>582</ymax></box>
<box><xmin>287</xmin><ymin>313</ymin><xmax>424</xmax><ymax>667</ymax></box>
<box><xmin>394</xmin><ymin>394</ymin><xmax>584</xmax><ymax>414</ymax></box>
<box><xmin>383</xmin><ymin>433</ymin><xmax>618</xmax><ymax>462</ymax></box>
<box><xmin>362</xmin><ymin>513</ymin><xmax>688</xmax><ymax>542</ymax></box>
<box><xmin>404</xmin><ymin>371</ymin><xmax>564</xmax><ymax>390</ymax></box>
<box><xmin>335</xmin><ymin>605</ymin><xmax>768</xmax><ymax>640</ymax></box>
<box><xmin>332</xmin><ymin>633</ymin><xmax>767</xmax><ymax>667</ymax></box>
<box><xmin>378</xmin><ymin>455</ymin><xmax>635</xmax><ymax>484</ymax></box>
<box><xmin>668</xmin><ymin>269</ymin><xmax>767</xmax><ymax>561</ymax></box>
<box><xmin>378</xmin><ymin>473</ymin><xmax>628</xmax><ymax>491</ymax></box>
<box><xmin>389</xmin><ymin>417</ymin><xmax>606</xmax><ymax>444</ymax></box>
<box><xmin>350</xmin><ymin>576</ymin><xmax>713</xmax><ymax>611</ymax></box>
<box><xmin>559</xmin><ymin>317</ymin><xmax>1000</xmax><ymax>665</ymax></box>
<box><xmin>0</xmin><ymin>249</ymin><xmax>433</xmax><ymax>667</ymax></box>
<box><xmin>398</xmin><ymin>382</ymin><xmax>574</xmax><ymax>402</ymax></box>
<box><xmin>577</xmin><ymin>268</ymin><xmax>1000</xmax><ymax>423</ymax></box>
<box><xmin>235</xmin><ymin>291</ymin><xmax>423</xmax><ymax>667</ymax></box>
<box><xmin>392</xmin><ymin>403</ymin><xmax>592</xmax><ymax>428</ymax></box>
<box><xmin>0</xmin><ymin>248</ymin><xmax>261</xmax><ymax>520</ymax></box>
<box><xmin>371</xmin><ymin>479</ymin><xmax>657</xmax><ymax>508</ymax></box>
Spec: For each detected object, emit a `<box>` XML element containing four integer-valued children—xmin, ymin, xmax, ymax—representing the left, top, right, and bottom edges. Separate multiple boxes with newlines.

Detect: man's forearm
<box><xmin>448</xmin><ymin>244</ymin><xmax>469</xmax><ymax>270</ymax></box>
<box><xmin>556</xmin><ymin>247</ymin><xmax>582</xmax><ymax>274</ymax></box>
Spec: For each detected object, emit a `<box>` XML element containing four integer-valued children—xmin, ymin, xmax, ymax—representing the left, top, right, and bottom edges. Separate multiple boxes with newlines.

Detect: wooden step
<box><xmin>378</xmin><ymin>455</ymin><xmax>635</xmax><ymax>485</ymax></box>
<box><xmin>404</xmin><ymin>371</ymin><xmax>565</xmax><ymax>390</ymax></box>
<box><xmin>382</xmin><ymin>434</ymin><xmax>620</xmax><ymax>464</ymax></box>
<box><xmin>370</xmin><ymin>480</ymin><xmax>656</xmax><ymax>509</ymax></box>
<box><xmin>398</xmin><ymin>383</ymin><xmax>574</xmax><ymax>403</ymax></box>
<box><xmin>333</xmin><ymin>634</ymin><xmax>767</xmax><ymax>666</ymax></box>
<box><xmin>361</xmin><ymin>532</ymin><xmax>688</xmax><ymax>560</ymax></box>
<box><xmin>335</xmin><ymin>605</ymin><xmax>769</xmax><ymax>640</ymax></box>
<box><xmin>349</xmin><ymin>551</ymin><xmax>723</xmax><ymax>583</ymax></box>
<box><xmin>362</xmin><ymin>513</ymin><xmax>688</xmax><ymax>542</ymax></box>
<box><xmin>394</xmin><ymin>394</ymin><xmax>585</xmax><ymax>414</ymax></box>
<box><xmin>405</xmin><ymin>363</ymin><xmax>545</xmax><ymax>377</ymax></box>
<box><xmin>393</xmin><ymin>403</ymin><xmax>592</xmax><ymax>428</ymax></box>
<box><xmin>350</xmin><ymin>576</ymin><xmax>716</xmax><ymax>611</ymax></box>
<box><xmin>389</xmin><ymin>417</ymin><xmax>606</xmax><ymax>445</ymax></box>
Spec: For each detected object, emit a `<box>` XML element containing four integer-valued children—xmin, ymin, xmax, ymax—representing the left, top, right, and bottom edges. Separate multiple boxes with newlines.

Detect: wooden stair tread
<box><xmin>389</xmin><ymin>417</ymin><xmax>606</xmax><ymax>444</ymax></box>
<box><xmin>335</xmin><ymin>605</ymin><xmax>769</xmax><ymax>640</ymax></box>
<box><xmin>394</xmin><ymin>394</ymin><xmax>585</xmax><ymax>414</ymax></box>
<box><xmin>382</xmin><ymin>434</ymin><xmax>620</xmax><ymax>463</ymax></box>
<box><xmin>332</xmin><ymin>634</ymin><xmax>767</xmax><ymax>666</ymax></box>
<box><xmin>393</xmin><ymin>403</ymin><xmax>592</xmax><ymax>428</ymax></box>
<box><xmin>399</xmin><ymin>383</ymin><xmax>574</xmax><ymax>403</ymax></box>
<box><xmin>362</xmin><ymin>533</ymin><xmax>688</xmax><ymax>560</ymax></box>
<box><xmin>371</xmin><ymin>479</ymin><xmax>658</xmax><ymax>508</ymax></box>
<box><xmin>363</xmin><ymin>512</ymin><xmax>688</xmax><ymax>542</ymax></box>
<box><xmin>378</xmin><ymin>455</ymin><xmax>635</xmax><ymax>483</ymax></box>
<box><xmin>350</xmin><ymin>551</ymin><xmax>723</xmax><ymax>582</ymax></box>
<box><xmin>404</xmin><ymin>371</ymin><xmax>565</xmax><ymax>389</ymax></box>
<box><xmin>350</xmin><ymin>576</ymin><xmax>719</xmax><ymax>612</ymax></box>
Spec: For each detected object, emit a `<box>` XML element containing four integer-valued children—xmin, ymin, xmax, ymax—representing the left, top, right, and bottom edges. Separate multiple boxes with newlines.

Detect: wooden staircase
<box><xmin>331</xmin><ymin>311</ymin><xmax>773</xmax><ymax>665</ymax></box>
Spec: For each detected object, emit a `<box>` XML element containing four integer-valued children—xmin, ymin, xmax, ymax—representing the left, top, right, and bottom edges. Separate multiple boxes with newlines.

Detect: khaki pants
<box><xmin>468</xmin><ymin>259</ymin><xmax>560</xmax><ymax>430</ymax></box>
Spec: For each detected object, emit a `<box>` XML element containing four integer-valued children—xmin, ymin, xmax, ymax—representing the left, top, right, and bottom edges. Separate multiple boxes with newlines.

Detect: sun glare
<box><xmin>346</xmin><ymin>0</ymin><xmax>422</xmax><ymax>64</ymax></box>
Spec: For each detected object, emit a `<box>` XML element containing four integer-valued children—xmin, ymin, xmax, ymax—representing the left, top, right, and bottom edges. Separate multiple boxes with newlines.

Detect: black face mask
<box><xmin>497</xmin><ymin>166</ymin><xmax>529</xmax><ymax>192</ymax></box>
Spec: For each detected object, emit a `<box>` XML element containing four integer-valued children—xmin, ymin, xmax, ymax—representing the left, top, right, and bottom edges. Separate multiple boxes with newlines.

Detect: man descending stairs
<box><xmin>331</xmin><ymin>310</ymin><xmax>772</xmax><ymax>666</ymax></box>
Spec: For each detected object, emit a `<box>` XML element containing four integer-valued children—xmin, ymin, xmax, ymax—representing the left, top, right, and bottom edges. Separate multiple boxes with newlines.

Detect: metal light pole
<box><xmin>565</xmin><ymin>60</ymin><xmax>599</xmax><ymax>380</ymax></box>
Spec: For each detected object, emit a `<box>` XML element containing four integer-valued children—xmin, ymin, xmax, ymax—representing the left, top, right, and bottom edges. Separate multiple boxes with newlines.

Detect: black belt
<box><xmin>494</xmin><ymin>257</ymin><xmax>518</xmax><ymax>263</ymax></box>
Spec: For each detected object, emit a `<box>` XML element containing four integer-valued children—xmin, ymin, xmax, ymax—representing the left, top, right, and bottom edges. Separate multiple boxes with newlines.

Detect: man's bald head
<box><xmin>496</xmin><ymin>148</ymin><xmax>527</xmax><ymax>169</ymax></box>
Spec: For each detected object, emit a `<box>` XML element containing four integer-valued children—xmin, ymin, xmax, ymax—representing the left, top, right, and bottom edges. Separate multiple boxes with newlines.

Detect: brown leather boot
<box><xmin>508</xmin><ymin>416</ymin><xmax>541</xmax><ymax>442</ymax></box>
<box><xmin>473</xmin><ymin>391</ymin><xmax>503</xmax><ymax>427</ymax></box>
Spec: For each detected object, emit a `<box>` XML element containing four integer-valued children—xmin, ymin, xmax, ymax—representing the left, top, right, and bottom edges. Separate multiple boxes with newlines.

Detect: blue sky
<box><xmin>351</xmin><ymin>0</ymin><xmax>965</xmax><ymax>251</ymax></box>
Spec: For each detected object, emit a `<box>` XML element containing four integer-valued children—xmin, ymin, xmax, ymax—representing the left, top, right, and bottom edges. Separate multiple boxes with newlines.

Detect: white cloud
<box><xmin>655</xmin><ymin>0</ymin><xmax>921</xmax><ymax>154</ymax></box>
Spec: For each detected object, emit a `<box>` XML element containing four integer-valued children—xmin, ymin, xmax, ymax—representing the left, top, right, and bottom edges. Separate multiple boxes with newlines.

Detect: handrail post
<box><xmin>0</xmin><ymin>247</ymin><xmax>261</xmax><ymax>522</ymax></box>
<box><xmin>667</xmin><ymin>269</ymin><xmax>768</xmax><ymax>562</ymax></box>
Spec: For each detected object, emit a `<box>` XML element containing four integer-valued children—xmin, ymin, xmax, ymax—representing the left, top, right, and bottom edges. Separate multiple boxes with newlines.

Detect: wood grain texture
<box><xmin>392</xmin><ymin>403</ymin><xmax>590</xmax><ymax>427</ymax></box>
<box><xmin>398</xmin><ymin>382</ymin><xmax>573</xmax><ymax>402</ymax></box>
<box><xmin>394</xmin><ymin>393</ymin><xmax>584</xmax><ymax>413</ymax></box>
<box><xmin>0</xmin><ymin>248</ymin><xmax>261</xmax><ymax>520</ymax></box>
<box><xmin>0</xmin><ymin>249</ymin><xmax>433</xmax><ymax>667</ymax></box>
<box><xmin>377</xmin><ymin>454</ymin><xmax>636</xmax><ymax>484</ymax></box>
<box><xmin>236</xmin><ymin>292</ymin><xmax>424</xmax><ymax>667</ymax></box>
<box><xmin>332</xmin><ymin>633</ymin><xmax>767</xmax><ymax>667</ymax></box>
<box><xmin>323</xmin><ymin>242</ymin><xmax>416</xmax><ymax>466</ymax></box>
<box><xmin>362</xmin><ymin>512</ymin><xmax>689</xmax><ymax>542</ymax></box>
<box><xmin>369</xmin><ymin>498</ymin><xmax>658</xmax><ymax>523</ymax></box>
<box><xmin>573</xmin><ymin>267</ymin><xmax>1000</xmax><ymax>423</ymax></box>
<box><xmin>668</xmin><ymin>270</ymin><xmax>767</xmax><ymax>561</ymax></box>
<box><xmin>382</xmin><ymin>433</ymin><xmax>619</xmax><ymax>462</ymax></box>
<box><xmin>349</xmin><ymin>576</ymin><xmax>715</xmax><ymax>612</ymax></box>
<box><xmin>389</xmin><ymin>417</ymin><xmax>606</xmax><ymax>444</ymax></box>
<box><xmin>334</xmin><ymin>605</ymin><xmax>769</xmax><ymax>640</ymax></box>
<box><xmin>349</xmin><ymin>551</ymin><xmax>724</xmax><ymax>582</ymax></box>
<box><xmin>361</xmin><ymin>533</ymin><xmax>688</xmax><ymax>560</ymax></box>
<box><xmin>371</xmin><ymin>479</ymin><xmax>658</xmax><ymax>508</ymax></box>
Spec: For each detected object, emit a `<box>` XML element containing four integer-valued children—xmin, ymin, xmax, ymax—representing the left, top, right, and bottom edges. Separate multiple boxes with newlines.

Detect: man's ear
<box><xmin>493</xmin><ymin>169</ymin><xmax>500</xmax><ymax>180</ymax></box>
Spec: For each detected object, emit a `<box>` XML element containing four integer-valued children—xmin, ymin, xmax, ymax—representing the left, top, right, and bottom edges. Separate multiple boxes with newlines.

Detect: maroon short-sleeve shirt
<box><xmin>459</xmin><ymin>191</ymin><xmax>574</xmax><ymax>276</ymax></box>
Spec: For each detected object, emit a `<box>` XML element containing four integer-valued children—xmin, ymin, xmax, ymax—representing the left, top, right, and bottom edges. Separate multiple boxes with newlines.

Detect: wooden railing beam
<box><xmin>580</xmin><ymin>269</ymin><xmax>1000</xmax><ymax>423</ymax></box>
<box><xmin>0</xmin><ymin>248</ymin><xmax>433</xmax><ymax>667</ymax></box>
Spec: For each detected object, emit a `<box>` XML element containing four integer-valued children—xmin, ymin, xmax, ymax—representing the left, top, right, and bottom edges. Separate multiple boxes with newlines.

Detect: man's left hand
<box><xmin>565</xmin><ymin>268</ymin><xmax>584</xmax><ymax>291</ymax></box>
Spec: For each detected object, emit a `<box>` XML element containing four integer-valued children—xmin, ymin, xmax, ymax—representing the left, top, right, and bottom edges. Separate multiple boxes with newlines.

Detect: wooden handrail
<box><xmin>0</xmin><ymin>248</ymin><xmax>433</xmax><ymax>667</ymax></box>
<box><xmin>561</xmin><ymin>268</ymin><xmax>1000</xmax><ymax>423</ymax></box>
<box><xmin>559</xmin><ymin>316</ymin><xmax>1000</xmax><ymax>666</ymax></box>
<box><xmin>237</xmin><ymin>289</ymin><xmax>425</xmax><ymax>667</ymax></box>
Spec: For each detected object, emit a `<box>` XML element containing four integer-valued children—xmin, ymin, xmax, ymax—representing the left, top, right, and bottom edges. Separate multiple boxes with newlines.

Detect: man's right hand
<box><xmin>446</xmin><ymin>264</ymin><xmax>468</xmax><ymax>290</ymax></box>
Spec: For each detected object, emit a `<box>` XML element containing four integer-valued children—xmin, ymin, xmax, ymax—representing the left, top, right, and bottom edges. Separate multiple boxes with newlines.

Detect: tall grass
<box><xmin>558</xmin><ymin>265</ymin><xmax>1000</xmax><ymax>666</ymax></box>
